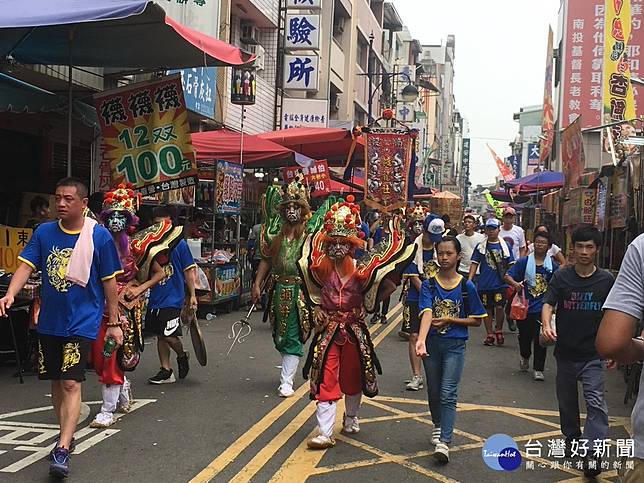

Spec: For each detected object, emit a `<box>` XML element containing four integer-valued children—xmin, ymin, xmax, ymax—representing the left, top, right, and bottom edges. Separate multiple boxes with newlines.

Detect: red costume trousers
<box><xmin>316</xmin><ymin>336</ymin><xmax>362</xmax><ymax>402</ymax></box>
<box><xmin>89</xmin><ymin>319</ymin><xmax>124</xmax><ymax>385</ymax></box>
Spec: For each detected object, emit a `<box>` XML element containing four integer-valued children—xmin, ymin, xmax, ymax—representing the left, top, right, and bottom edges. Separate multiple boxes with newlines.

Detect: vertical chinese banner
<box><xmin>603</xmin><ymin>0</ymin><xmax>637</xmax><ymax>144</ymax></box>
<box><xmin>561</xmin><ymin>116</ymin><xmax>586</xmax><ymax>189</ymax></box>
<box><xmin>93</xmin><ymin>74</ymin><xmax>198</xmax><ymax>196</ymax></box>
<box><xmin>540</xmin><ymin>27</ymin><xmax>555</xmax><ymax>164</ymax></box>
<box><xmin>486</xmin><ymin>144</ymin><xmax>515</xmax><ymax>182</ymax></box>
<box><xmin>215</xmin><ymin>160</ymin><xmax>243</xmax><ymax>214</ymax></box>
<box><xmin>282</xmin><ymin>160</ymin><xmax>331</xmax><ymax>197</ymax></box>
<box><xmin>364</xmin><ymin>127</ymin><xmax>412</xmax><ymax>212</ymax></box>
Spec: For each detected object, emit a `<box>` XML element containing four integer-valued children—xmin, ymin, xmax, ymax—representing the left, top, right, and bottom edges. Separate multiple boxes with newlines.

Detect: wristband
<box><xmin>105</xmin><ymin>320</ymin><xmax>121</xmax><ymax>327</ymax></box>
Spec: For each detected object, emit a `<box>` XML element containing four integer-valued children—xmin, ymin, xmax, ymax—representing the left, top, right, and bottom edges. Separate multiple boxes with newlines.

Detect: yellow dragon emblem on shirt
<box><xmin>61</xmin><ymin>342</ymin><xmax>81</xmax><ymax>372</ymax></box>
<box><xmin>528</xmin><ymin>273</ymin><xmax>548</xmax><ymax>298</ymax></box>
<box><xmin>46</xmin><ymin>246</ymin><xmax>73</xmax><ymax>292</ymax></box>
<box><xmin>158</xmin><ymin>263</ymin><xmax>174</xmax><ymax>286</ymax></box>
<box><xmin>432</xmin><ymin>298</ymin><xmax>461</xmax><ymax>319</ymax></box>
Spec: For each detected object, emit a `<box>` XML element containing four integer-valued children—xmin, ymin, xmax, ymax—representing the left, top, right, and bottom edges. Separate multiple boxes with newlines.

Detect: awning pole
<box><xmin>66</xmin><ymin>27</ymin><xmax>74</xmax><ymax>177</ymax></box>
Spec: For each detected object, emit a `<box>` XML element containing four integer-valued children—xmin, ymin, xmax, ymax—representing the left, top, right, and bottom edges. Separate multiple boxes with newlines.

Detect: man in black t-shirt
<box><xmin>541</xmin><ymin>226</ymin><xmax>614</xmax><ymax>478</ymax></box>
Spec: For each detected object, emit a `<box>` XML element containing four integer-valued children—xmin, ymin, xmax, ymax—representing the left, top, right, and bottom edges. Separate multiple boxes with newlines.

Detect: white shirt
<box><xmin>456</xmin><ymin>231</ymin><xmax>485</xmax><ymax>274</ymax></box>
<box><xmin>527</xmin><ymin>242</ymin><xmax>562</xmax><ymax>260</ymax></box>
<box><xmin>500</xmin><ymin>224</ymin><xmax>526</xmax><ymax>260</ymax></box>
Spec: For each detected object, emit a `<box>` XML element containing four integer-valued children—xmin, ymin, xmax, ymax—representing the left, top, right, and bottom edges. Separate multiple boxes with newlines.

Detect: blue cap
<box><xmin>485</xmin><ymin>218</ymin><xmax>502</xmax><ymax>229</ymax></box>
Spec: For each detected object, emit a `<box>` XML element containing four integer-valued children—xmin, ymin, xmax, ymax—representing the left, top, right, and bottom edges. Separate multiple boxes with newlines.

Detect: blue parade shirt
<box><xmin>508</xmin><ymin>257</ymin><xmax>559</xmax><ymax>314</ymax></box>
<box><xmin>148</xmin><ymin>239</ymin><xmax>197</xmax><ymax>310</ymax></box>
<box><xmin>404</xmin><ymin>248</ymin><xmax>436</xmax><ymax>303</ymax></box>
<box><xmin>470</xmin><ymin>241</ymin><xmax>514</xmax><ymax>291</ymax></box>
<box><xmin>418</xmin><ymin>276</ymin><xmax>487</xmax><ymax>340</ymax></box>
<box><xmin>18</xmin><ymin>221</ymin><xmax>122</xmax><ymax>340</ymax></box>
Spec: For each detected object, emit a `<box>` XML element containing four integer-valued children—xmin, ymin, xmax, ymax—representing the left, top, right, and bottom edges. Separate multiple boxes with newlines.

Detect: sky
<box><xmin>392</xmin><ymin>0</ymin><xmax>561</xmax><ymax>186</ymax></box>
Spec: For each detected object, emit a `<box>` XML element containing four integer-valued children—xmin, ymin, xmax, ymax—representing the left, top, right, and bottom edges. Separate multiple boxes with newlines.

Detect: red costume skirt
<box><xmin>88</xmin><ymin>317</ymin><xmax>124</xmax><ymax>385</ymax></box>
<box><xmin>316</xmin><ymin>330</ymin><xmax>362</xmax><ymax>402</ymax></box>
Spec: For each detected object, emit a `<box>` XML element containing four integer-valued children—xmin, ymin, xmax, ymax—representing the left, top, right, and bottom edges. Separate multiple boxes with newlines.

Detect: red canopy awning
<box><xmin>329</xmin><ymin>179</ymin><xmax>362</xmax><ymax>194</ymax></box>
<box><xmin>257</xmin><ymin>127</ymin><xmax>363</xmax><ymax>165</ymax></box>
<box><xmin>191</xmin><ymin>130</ymin><xmax>294</xmax><ymax>164</ymax></box>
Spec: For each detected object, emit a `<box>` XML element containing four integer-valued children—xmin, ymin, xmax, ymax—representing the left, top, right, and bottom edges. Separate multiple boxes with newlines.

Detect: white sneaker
<box><xmin>431</xmin><ymin>427</ymin><xmax>441</xmax><ymax>445</ymax></box>
<box><xmin>433</xmin><ymin>442</ymin><xmax>450</xmax><ymax>463</ymax></box>
<box><xmin>278</xmin><ymin>386</ymin><xmax>295</xmax><ymax>398</ymax></box>
<box><xmin>307</xmin><ymin>435</ymin><xmax>336</xmax><ymax>449</ymax></box>
<box><xmin>406</xmin><ymin>375</ymin><xmax>424</xmax><ymax>391</ymax></box>
<box><xmin>343</xmin><ymin>414</ymin><xmax>360</xmax><ymax>434</ymax></box>
<box><xmin>519</xmin><ymin>357</ymin><xmax>529</xmax><ymax>372</ymax></box>
<box><xmin>90</xmin><ymin>412</ymin><xmax>115</xmax><ymax>428</ymax></box>
<box><xmin>534</xmin><ymin>370</ymin><xmax>545</xmax><ymax>381</ymax></box>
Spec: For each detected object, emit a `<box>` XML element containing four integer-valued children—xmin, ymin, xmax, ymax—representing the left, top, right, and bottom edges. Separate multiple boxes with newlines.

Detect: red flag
<box><xmin>487</xmin><ymin>144</ymin><xmax>514</xmax><ymax>182</ymax></box>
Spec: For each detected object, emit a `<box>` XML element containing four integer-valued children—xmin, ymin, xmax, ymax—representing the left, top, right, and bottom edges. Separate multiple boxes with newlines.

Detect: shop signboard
<box><xmin>561</xmin><ymin>116</ymin><xmax>585</xmax><ymax>189</ymax></box>
<box><xmin>0</xmin><ymin>226</ymin><xmax>32</xmax><ymax>273</ymax></box>
<box><xmin>595</xmin><ymin>178</ymin><xmax>608</xmax><ymax>231</ymax></box>
<box><xmin>168</xmin><ymin>67</ymin><xmax>216</xmax><ymax>119</ymax></box>
<box><xmin>286</xmin><ymin>0</ymin><xmax>322</xmax><ymax>8</ymax></box>
<box><xmin>610</xmin><ymin>193</ymin><xmax>628</xmax><ymax>228</ymax></box>
<box><xmin>285</xmin><ymin>14</ymin><xmax>320</xmax><ymax>50</ymax></box>
<box><xmin>231</xmin><ymin>66</ymin><xmax>256</xmax><ymax>105</ymax></box>
<box><xmin>283</xmin><ymin>55</ymin><xmax>319</xmax><ymax>91</ymax></box>
<box><xmin>93</xmin><ymin>75</ymin><xmax>198</xmax><ymax>195</ymax></box>
<box><xmin>215</xmin><ymin>160</ymin><xmax>243</xmax><ymax>215</ymax></box>
<box><xmin>528</xmin><ymin>143</ymin><xmax>540</xmax><ymax>166</ymax></box>
<box><xmin>283</xmin><ymin>160</ymin><xmax>331</xmax><ymax>197</ymax></box>
<box><xmin>581</xmin><ymin>187</ymin><xmax>596</xmax><ymax>225</ymax></box>
<box><xmin>281</xmin><ymin>98</ymin><xmax>328</xmax><ymax>129</ymax></box>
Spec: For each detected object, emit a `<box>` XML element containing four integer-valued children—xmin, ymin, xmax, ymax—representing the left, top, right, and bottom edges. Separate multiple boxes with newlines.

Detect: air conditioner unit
<box><xmin>240</xmin><ymin>22</ymin><xmax>259</xmax><ymax>45</ymax></box>
<box><xmin>248</xmin><ymin>44</ymin><xmax>265</xmax><ymax>71</ymax></box>
<box><xmin>331</xmin><ymin>95</ymin><xmax>341</xmax><ymax>112</ymax></box>
<box><xmin>333</xmin><ymin>17</ymin><xmax>344</xmax><ymax>36</ymax></box>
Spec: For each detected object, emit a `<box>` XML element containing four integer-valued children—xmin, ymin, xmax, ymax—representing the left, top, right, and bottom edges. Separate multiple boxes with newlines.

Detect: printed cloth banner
<box><xmin>283</xmin><ymin>160</ymin><xmax>331</xmax><ymax>197</ymax></box>
<box><xmin>540</xmin><ymin>26</ymin><xmax>555</xmax><ymax>164</ymax></box>
<box><xmin>93</xmin><ymin>74</ymin><xmax>198</xmax><ymax>195</ymax></box>
<box><xmin>364</xmin><ymin>127</ymin><xmax>412</xmax><ymax>211</ymax></box>
<box><xmin>603</xmin><ymin>0</ymin><xmax>637</xmax><ymax>145</ymax></box>
<box><xmin>487</xmin><ymin>144</ymin><xmax>514</xmax><ymax>182</ymax></box>
<box><xmin>561</xmin><ymin>116</ymin><xmax>586</xmax><ymax>189</ymax></box>
<box><xmin>216</xmin><ymin>160</ymin><xmax>243</xmax><ymax>215</ymax></box>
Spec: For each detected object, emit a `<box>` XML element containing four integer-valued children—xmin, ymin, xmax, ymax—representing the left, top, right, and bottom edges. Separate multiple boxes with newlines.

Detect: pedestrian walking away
<box><xmin>416</xmin><ymin>236</ymin><xmax>486</xmax><ymax>464</ymax></box>
<box><xmin>469</xmin><ymin>217</ymin><xmax>514</xmax><ymax>346</ymax></box>
<box><xmin>505</xmin><ymin>230</ymin><xmax>559</xmax><ymax>381</ymax></box>
<box><xmin>0</xmin><ymin>178</ymin><xmax>123</xmax><ymax>479</ymax></box>
<box><xmin>541</xmin><ymin>226</ymin><xmax>614</xmax><ymax>479</ymax></box>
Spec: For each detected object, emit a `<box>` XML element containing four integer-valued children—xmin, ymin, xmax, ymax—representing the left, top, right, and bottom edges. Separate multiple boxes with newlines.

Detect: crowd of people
<box><xmin>3</xmin><ymin>175</ymin><xmax>644</xmax><ymax>482</ymax></box>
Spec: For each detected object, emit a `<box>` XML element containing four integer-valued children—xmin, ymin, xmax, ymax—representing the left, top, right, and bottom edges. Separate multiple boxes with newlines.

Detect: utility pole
<box><xmin>367</xmin><ymin>31</ymin><xmax>374</xmax><ymax>123</ymax></box>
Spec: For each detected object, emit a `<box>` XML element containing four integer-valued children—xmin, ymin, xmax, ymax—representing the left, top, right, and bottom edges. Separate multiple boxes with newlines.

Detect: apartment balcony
<box><xmin>330</xmin><ymin>39</ymin><xmax>345</xmax><ymax>87</ymax></box>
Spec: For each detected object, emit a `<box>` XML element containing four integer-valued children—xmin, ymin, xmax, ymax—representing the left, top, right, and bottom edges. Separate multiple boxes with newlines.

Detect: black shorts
<box><xmin>37</xmin><ymin>334</ymin><xmax>92</xmax><ymax>382</ymax></box>
<box><xmin>405</xmin><ymin>302</ymin><xmax>421</xmax><ymax>334</ymax></box>
<box><xmin>478</xmin><ymin>290</ymin><xmax>506</xmax><ymax>309</ymax></box>
<box><xmin>145</xmin><ymin>308</ymin><xmax>183</xmax><ymax>337</ymax></box>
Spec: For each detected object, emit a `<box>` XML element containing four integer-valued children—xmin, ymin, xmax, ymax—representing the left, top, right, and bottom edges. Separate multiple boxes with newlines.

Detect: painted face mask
<box><xmin>326</xmin><ymin>239</ymin><xmax>351</xmax><ymax>260</ymax></box>
<box><xmin>284</xmin><ymin>203</ymin><xmax>302</xmax><ymax>224</ymax></box>
<box><xmin>411</xmin><ymin>220</ymin><xmax>423</xmax><ymax>236</ymax></box>
<box><xmin>107</xmin><ymin>212</ymin><xmax>128</xmax><ymax>233</ymax></box>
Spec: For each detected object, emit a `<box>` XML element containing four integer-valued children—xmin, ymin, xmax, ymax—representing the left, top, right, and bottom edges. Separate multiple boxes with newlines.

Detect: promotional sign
<box><xmin>281</xmin><ymin>98</ymin><xmax>328</xmax><ymax>129</ymax></box>
<box><xmin>487</xmin><ymin>144</ymin><xmax>514</xmax><ymax>182</ymax></box>
<box><xmin>285</xmin><ymin>14</ymin><xmax>320</xmax><ymax>50</ymax></box>
<box><xmin>283</xmin><ymin>160</ymin><xmax>331</xmax><ymax>197</ymax></box>
<box><xmin>364</xmin><ymin>127</ymin><xmax>412</xmax><ymax>211</ymax></box>
<box><xmin>395</xmin><ymin>102</ymin><xmax>415</xmax><ymax>123</ymax></box>
<box><xmin>561</xmin><ymin>0</ymin><xmax>643</xmax><ymax>129</ymax></box>
<box><xmin>0</xmin><ymin>226</ymin><xmax>32</xmax><ymax>273</ymax></box>
<box><xmin>93</xmin><ymin>75</ymin><xmax>198</xmax><ymax>194</ymax></box>
<box><xmin>603</xmin><ymin>0</ymin><xmax>637</xmax><ymax>144</ymax></box>
<box><xmin>283</xmin><ymin>55</ymin><xmax>319</xmax><ymax>91</ymax></box>
<box><xmin>231</xmin><ymin>66</ymin><xmax>256</xmax><ymax>105</ymax></box>
<box><xmin>528</xmin><ymin>143</ymin><xmax>540</xmax><ymax>166</ymax></box>
<box><xmin>168</xmin><ymin>67</ymin><xmax>216</xmax><ymax>119</ymax></box>
<box><xmin>540</xmin><ymin>27</ymin><xmax>555</xmax><ymax>163</ymax></box>
<box><xmin>215</xmin><ymin>160</ymin><xmax>243</xmax><ymax>214</ymax></box>
<box><xmin>507</xmin><ymin>154</ymin><xmax>522</xmax><ymax>178</ymax></box>
<box><xmin>561</xmin><ymin>116</ymin><xmax>585</xmax><ymax>189</ymax></box>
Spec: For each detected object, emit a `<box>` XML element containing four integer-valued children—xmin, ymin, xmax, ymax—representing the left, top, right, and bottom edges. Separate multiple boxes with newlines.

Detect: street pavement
<box><xmin>0</xmin><ymin>297</ymin><xmax>635</xmax><ymax>482</ymax></box>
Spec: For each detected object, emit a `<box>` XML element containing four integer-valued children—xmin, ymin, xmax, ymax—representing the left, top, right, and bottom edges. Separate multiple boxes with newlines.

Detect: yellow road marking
<box><xmin>190</xmin><ymin>304</ymin><xmax>403</xmax><ymax>483</ymax></box>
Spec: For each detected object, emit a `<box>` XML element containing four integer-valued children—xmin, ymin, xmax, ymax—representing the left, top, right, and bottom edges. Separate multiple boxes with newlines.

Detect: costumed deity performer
<box><xmin>89</xmin><ymin>184</ymin><xmax>165</xmax><ymax>428</ymax></box>
<box><xmin>252</xmin><ymin>175</ymin><xmax>313</xmax><ymax>397</ymax></box>
<box><xmin>299</xmin><ymin>195</ymin><xmax>415</xmax><ymax>449</ymax></box>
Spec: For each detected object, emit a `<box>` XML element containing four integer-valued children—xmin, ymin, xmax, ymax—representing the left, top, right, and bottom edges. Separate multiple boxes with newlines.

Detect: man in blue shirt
<box><xmin>469</xmin><ymin>218</ymin><xmax>514</xmax><ymax>346</ymax></box>
<box><xmin>147</xmin><ymin>207</ymin><xmax>197</xmax><ymax>384</ymax></box>
<box><xmin>416</xmin><ymin>236</ymin><xmax>486</xmax><ymax>464</ymax></box>
<box><xmin>0</xmin><ymin>178</ymin><xmax>122</xmax><ymax>479</ymax></box>
<box><xmin>505</xmin><ymin>231</ymin><xmax>558</xmax><ymax>381</ymax></box>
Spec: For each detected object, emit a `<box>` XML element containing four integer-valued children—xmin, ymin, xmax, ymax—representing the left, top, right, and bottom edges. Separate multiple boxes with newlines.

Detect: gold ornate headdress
<box><xmin>406</xmin><ymin>203</ymin><xmax>428</xmax><ymax>222</ymax></box>
<box><xmin>323</xmin><ymin>195</ymin><xmax>365</xmax><ymax>239</ymax></box>
<box><xmin>280</xmin><ymin>172</ymin><xmax>310</xmax><ymax>209</ymax></box>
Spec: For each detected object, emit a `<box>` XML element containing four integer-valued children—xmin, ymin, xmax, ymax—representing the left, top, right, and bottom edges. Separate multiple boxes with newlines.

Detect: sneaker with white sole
<box><xmin>519</xmin><ymin>357</ymin><xmax>529</xmax><ymax>372</ymax></box>
<box><xmin>433</xmin><ymin>442</ymin><xmax>450</xmax><ymax>463</ymax></box>
<box><xmin>278</xmin><ymin>386</ymin><xmax>295</xmax><ymax>398</ymax></box>
<box><xmin>343</xmin><ymin>414</ymin><xmax>360</xmax><ymax>434</ymax></box>
<box><xmin>534</xmin><ymin>370</ymin><xmax>545</xmax><ymax>381</ymax></box>
<box><xmin>406</xmin><ymin>374</ymin><xmax>423</xmax><ymax>391</ymax></box>
<box><xmin>89</xmin><ymin>412</ymin><xmax>115</xmax><ymax>428</ymax></box>
<box><xmin>431</xmin><ymin>428</ymin><xmax>441</xmax><ymax>445</ymax></box>
<box><xmin>148</xmin><ymin>368</ymin><xmax>176</xmax><ymax>384</ymax></box>
<box><xmin>307</xmin><ymin>435</ymin><xmax>336</xmax><ymax>449</ymax></box>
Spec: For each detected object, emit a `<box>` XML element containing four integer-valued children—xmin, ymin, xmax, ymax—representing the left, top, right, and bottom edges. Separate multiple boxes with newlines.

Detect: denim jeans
<box><xmin>421</xmin><ymin>336</ymin><xmax>466</xmax><ymax>444</ymax></box>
